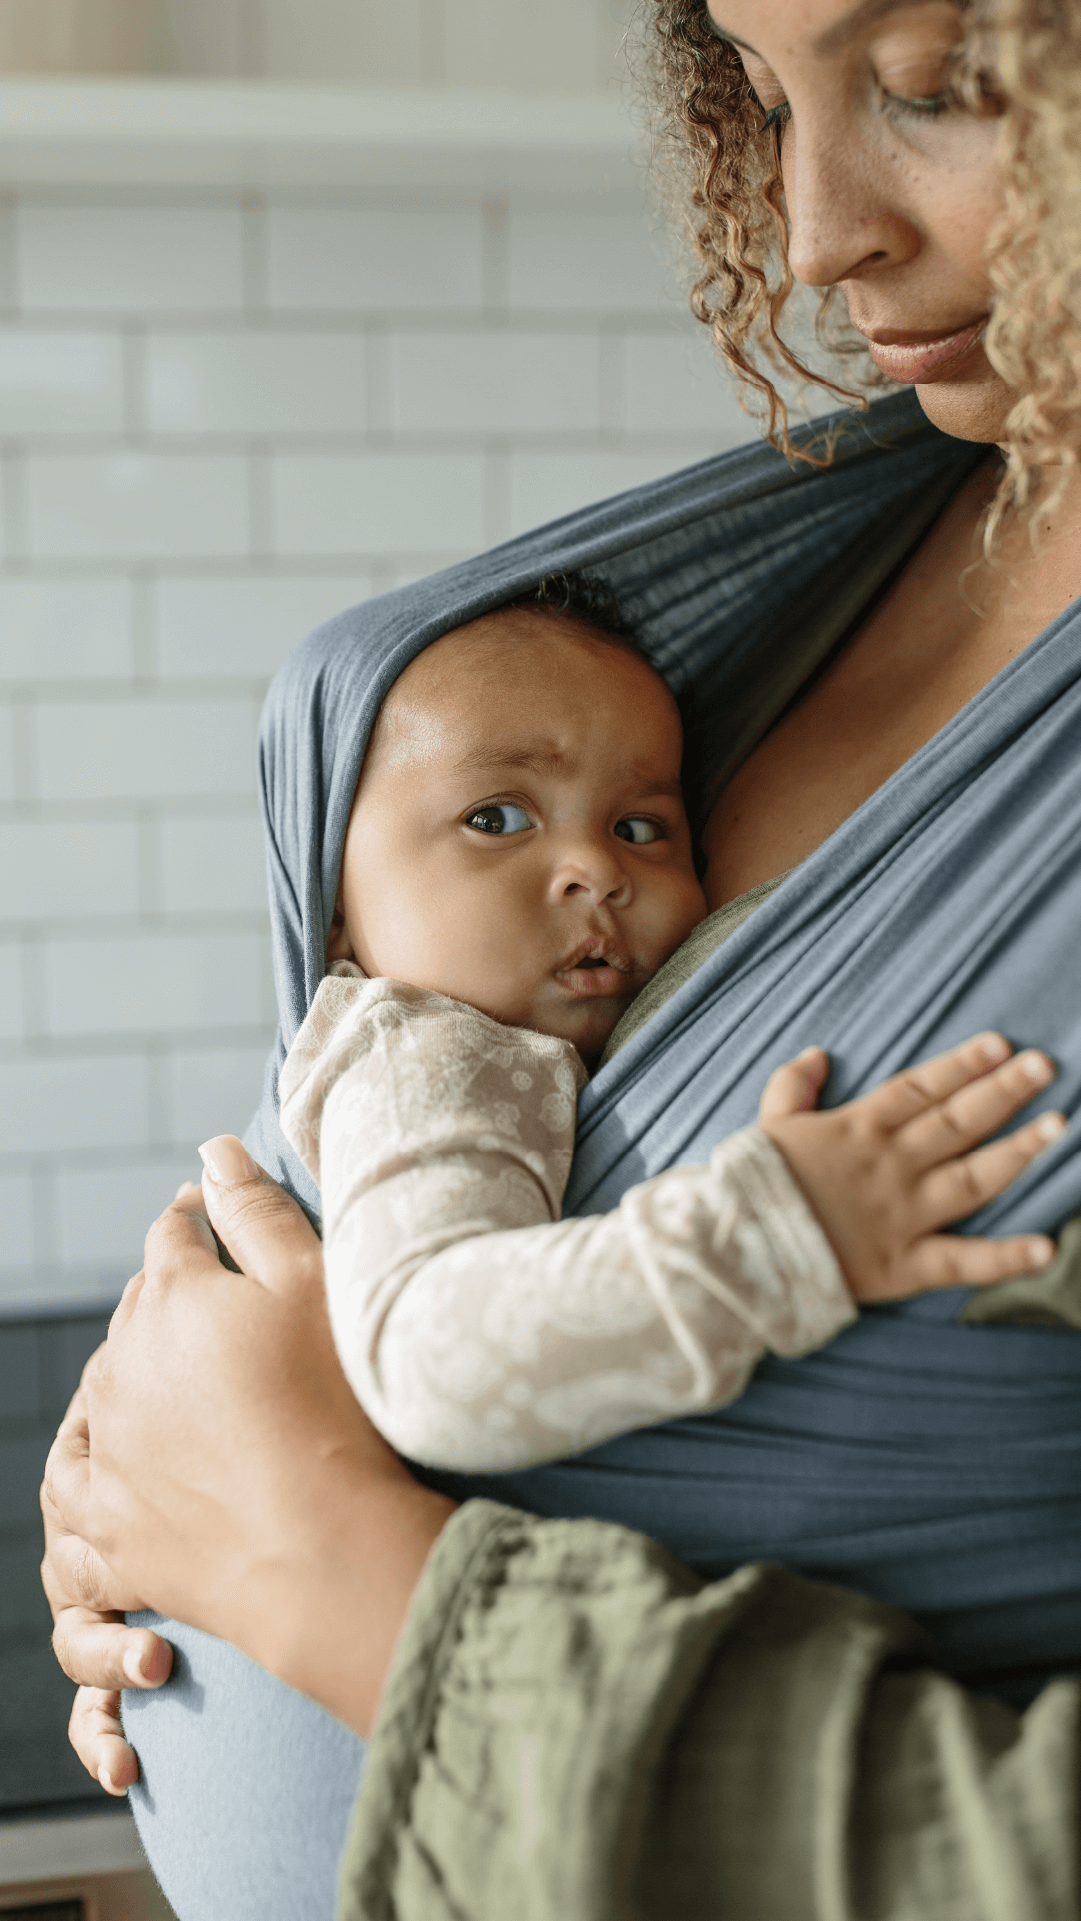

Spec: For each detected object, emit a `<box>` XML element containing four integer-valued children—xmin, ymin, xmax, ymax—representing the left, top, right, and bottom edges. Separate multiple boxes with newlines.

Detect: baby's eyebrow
<box><xmin>454</xmin><ymin>742</ymin><xmax>683</xmax><ymax>800</ymax></box>
<box><xmin>454</xmin><ymin>743</ymin><xmax>569</xmax><ymax>775</ymax></box>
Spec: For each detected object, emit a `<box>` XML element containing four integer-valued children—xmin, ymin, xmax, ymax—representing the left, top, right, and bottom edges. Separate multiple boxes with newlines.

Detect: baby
<box><xmin>277</xmin><ymin>574</ymin><xmax>1062</xmax><ymax>1472</ymax></box>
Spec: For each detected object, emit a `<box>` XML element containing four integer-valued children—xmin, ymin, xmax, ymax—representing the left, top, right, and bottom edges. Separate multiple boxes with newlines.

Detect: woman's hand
<box><xmin>758</xmin><ymin>1033</ymin><xmax>1065</xmax><ymax>1299</ymax></box>
<box><xmin>41</xmin><ymin>1144</ymin><xmax>455</xmax><ymax>1777</ymax></box>
<box><xmin>42</xmin><ymin>1385</ymin><xmax>174</xmax><ymax>1794</ymax></box>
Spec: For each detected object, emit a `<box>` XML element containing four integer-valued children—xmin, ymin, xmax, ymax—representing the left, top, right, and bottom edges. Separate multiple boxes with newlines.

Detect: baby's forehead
<box><xmin>391</xmin><ymin>610</ymin><xmax>666</xmax><ymax>712</ymax></box>
<box><xmin>367</xmin><ymin>612</ymin><xmax>679</xmax><ymax>778</ymax></box>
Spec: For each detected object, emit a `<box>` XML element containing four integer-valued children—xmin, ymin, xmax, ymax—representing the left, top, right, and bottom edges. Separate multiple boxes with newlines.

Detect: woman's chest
<box><xmin>701</xmin><ymin>470</ymin><xmax>1071</xmax><ymax>910</ymax></box>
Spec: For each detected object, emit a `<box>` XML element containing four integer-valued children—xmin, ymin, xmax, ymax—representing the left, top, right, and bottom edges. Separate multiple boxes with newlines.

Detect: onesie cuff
<box><xmin>708</xmin><ymin>1126</ymin><xmax>857</xmax><ymax>1356</ymax></box>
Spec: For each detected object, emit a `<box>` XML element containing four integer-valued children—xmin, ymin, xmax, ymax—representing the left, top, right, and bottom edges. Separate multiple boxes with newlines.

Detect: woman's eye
<box><xmin>884</xmin><ymin>88</ymin><xmax>949</xmax><ymax>116</ymax></box>
<box><xmin>748</xmin><ymin>88</ymin><xmax>790</xmax><ymax>131</ymax></box>
<box><xmin>465</xmin><ymin>803</ymin><xmax>534</xmax><ymax>836</ymax></box>
<box><xmin>614</xmin><ymin>817</ymin><xmax>662</xmax><ymax>846</ymax></box>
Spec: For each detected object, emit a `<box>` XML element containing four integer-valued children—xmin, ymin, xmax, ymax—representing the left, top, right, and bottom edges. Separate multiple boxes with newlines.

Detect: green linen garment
<box><xmin>339</xmin><ymin>1500</ymin><xmax>1081</xmax><ymax>1921</ymax></box>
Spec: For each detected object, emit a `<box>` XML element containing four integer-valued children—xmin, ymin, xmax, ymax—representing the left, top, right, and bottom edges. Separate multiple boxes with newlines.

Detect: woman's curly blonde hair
<box><xmin>639</xmin><ymin>0</ymin><xmax>1081</xmax><ymax>533</ymax></box>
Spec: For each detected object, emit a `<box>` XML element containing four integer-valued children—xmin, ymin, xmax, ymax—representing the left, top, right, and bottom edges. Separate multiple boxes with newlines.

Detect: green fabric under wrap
<box><xmin>338</xmin><ymin>1502</ymin><xmax>1081</xmax><ymax>1921</ymax></box>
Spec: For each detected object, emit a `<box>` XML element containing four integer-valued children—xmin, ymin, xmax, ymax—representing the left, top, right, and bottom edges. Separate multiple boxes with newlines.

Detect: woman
<box><xmin>43</xmin><ymin>0</ymin><xmax>1081</xmax><ymax>1912</ymax></box>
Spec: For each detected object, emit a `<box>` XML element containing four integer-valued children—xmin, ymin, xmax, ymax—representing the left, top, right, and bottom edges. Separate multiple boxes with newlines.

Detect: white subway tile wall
<box><xmin>0</xmin><ymin>184</ymin><xmax>753</xmax><ymax>1312</ymax></box>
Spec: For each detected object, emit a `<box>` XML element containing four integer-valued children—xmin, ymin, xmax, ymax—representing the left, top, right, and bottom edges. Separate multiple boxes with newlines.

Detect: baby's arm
<box><xmin>281</xmin><ymin>979</ymin><xmax>1062</xmax><ymax>1473</ymax></box>
<box><xmin>281</xmin><ymin>977</ymin><xmax>852</xmax><ymax>1471</ymax></box>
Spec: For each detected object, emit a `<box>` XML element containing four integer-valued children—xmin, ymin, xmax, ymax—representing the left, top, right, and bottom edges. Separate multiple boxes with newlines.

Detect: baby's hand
<box><xmin>758</xmin><ymin>1034</ymin><xmax>1065</xmax><ymax>1302</ymax></box>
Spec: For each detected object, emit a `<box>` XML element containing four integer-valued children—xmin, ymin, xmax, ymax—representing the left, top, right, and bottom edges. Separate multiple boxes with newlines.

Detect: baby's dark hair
<box><xmin>503</xmin><ymin>569</ymin><xmax>642</xmax><ymax>652</ymax></box>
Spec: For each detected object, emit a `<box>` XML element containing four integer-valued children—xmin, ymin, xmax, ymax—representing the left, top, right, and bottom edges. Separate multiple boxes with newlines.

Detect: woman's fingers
<box><xmin>757</xmin><ymin>1047</ymin><xmax>829</xmax><ymax>1122</ymax></box>
<box><xmin>68</xmin><ymin>1686</ymin><xmax>141</xmax><ymax>1794</ymax></box>
<box><xmin>861</xmin><ymin>1032</ymin><xmax>1014</xmax><ymax>1131</ymax></box>
<box><xmin>140</xmin><ymin>1192</ymin><xmax>222</xmax><ymax>1296</ymax></box>
<box><xmin>896</xmin><ymin>1231</ymin><xmax>1056</xmax><ymax>1297</ymax></box>
<box><xmin>197</xmin><ymin>1137</ymin><xmax>325</xmax><ymax>1302</ymax></box>
<box><xmin>919</xmin><ymin>1110</ymin><xmax>1067</xmax><ymax>1228</ymax></box>
<box><xmin>899</xmin><ymin>1049</ymin><xmax>1057</xmax><ymax>1170</ymax></box>
<box><xmin>51</xmin><ymin>1606</ymin><xmax>172</xmax><ymax>1691</ymax></box>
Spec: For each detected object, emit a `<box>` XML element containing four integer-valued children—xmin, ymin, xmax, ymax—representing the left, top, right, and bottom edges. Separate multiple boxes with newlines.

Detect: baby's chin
<box><xmin>527</xmin><ymin>1000</ymin><xmax>628</xmax><ymax>1063</ymax></box>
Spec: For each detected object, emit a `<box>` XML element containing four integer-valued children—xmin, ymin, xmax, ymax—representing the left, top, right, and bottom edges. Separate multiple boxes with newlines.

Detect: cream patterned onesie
<box><xmin>279</xmin><ymin>961</ymin><xmax>858</xmax><ymax>1472</ymax></box>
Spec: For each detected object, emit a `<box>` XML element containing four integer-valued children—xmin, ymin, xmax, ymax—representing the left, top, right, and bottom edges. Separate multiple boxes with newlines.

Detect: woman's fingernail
<box><xmin>198</xmin><ymin>1136</ymin><xmax>256</xmax><ymax>1184</ymax></box>
<box><xmin>1037</xmin><ymin>1112</ymin><xmax>1067</xmax><ymax>1141</ymax></box>
<box><xmin>123</xmin><ymin>1647</ymin><xmax>145</xmax><ymax>1685</ymax></box>
<box><xmin>980</xmin><ymin>1032</ymin><xmax>1010</xmax><ymax>1062</ymax></box>
<box><xmin>1028</xmin><ymin>1236</ymin><xmax>1056</xmax><ymax>1267</ymax></box>
<box><xmin>98</xmin><ymin>1765</ymin><xmax>116</xmax><ymax>1793</ymax></box>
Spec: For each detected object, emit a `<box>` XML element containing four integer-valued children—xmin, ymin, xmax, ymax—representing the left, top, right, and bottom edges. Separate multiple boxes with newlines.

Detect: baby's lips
<box><xmin>556</xmin><ymin>935</ymin><xmax>627</xmax><ymax>973</ymax></box>
<box><xmin>555</xmin><ymin>961</ymin><xmax>632</xmax><ymax>1000</ymax></box>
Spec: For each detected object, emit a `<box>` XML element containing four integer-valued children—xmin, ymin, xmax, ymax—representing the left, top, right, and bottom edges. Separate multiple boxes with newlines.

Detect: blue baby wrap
<box><xmin>126</xmin><ymin>391</ymin><xmax>1081</xmax><ymax>1917</ymax></box>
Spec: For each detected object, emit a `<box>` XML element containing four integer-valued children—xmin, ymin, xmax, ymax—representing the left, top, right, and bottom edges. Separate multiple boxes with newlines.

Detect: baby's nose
<box><xmin>553</xmin><ymin>841</ymin><xmax>632</xmax><ymax>903</ymax></box>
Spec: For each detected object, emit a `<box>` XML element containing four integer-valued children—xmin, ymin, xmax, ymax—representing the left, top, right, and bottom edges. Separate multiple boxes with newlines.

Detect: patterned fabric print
<box><xmin>279</xmin><ymin>965</ymin><xmax>856</xmax><ymax>1471</ymax></box>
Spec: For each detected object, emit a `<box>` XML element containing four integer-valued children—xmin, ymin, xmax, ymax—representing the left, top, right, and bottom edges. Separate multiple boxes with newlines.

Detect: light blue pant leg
<box><xmin>122</xmin><ymin>1613</ymin><xmax>365</xmax><ymax>1921</ymax></box>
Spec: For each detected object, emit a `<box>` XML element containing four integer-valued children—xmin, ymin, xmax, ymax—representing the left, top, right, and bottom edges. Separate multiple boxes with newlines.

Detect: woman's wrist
<box><xmin>247</xmin><ymin>1472</ymin><xmax>458</xmax><ymax>1740</ymax></box>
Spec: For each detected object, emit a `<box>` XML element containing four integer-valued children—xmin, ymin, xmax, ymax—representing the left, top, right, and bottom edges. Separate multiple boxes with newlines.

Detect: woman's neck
<box><xmin>701</xmin><ymin>455</ymin><xmax>1081</xmax><ymax>912</ymax></box>
<box><xmin>977</xmin><ymin>459</ymin><xmax>1081</xmax><ymax>642</ymax></box>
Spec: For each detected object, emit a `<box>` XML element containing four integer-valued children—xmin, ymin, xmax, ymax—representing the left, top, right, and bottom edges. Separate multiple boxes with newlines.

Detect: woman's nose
<box><xmin>783</xmin><ymin>111</ymin><xmax>921</xmax><ymax>290</ymax></box>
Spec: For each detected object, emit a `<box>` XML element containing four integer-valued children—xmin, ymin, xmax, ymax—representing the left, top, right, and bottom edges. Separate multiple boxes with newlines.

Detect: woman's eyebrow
<box><xmin>815</xmin><ymin>0</ymin><xmax>954</xmax><ymax>54</ymax></box>
<box><xmin>707</xmin><ymin>0</ymin><xmax>952</xmax><ymax>59</ymax></box>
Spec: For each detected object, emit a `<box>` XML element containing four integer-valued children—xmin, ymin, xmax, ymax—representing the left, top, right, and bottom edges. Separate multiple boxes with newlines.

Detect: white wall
<box><xmin>0</xmin><ymin>179</ymin><xmax>754</xmax><ymax>1312</ymax></box>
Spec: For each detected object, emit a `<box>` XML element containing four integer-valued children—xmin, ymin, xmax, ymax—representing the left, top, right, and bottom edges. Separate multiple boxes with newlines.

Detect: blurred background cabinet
<box><xmin>0</xmin><ymin>0</ymin><xmax>628</xmax><ymax>90</ymax></box>
<box><xmin>0</xmin><ymin>0</ymin><xmax>152</xmax><ymax>74</ymax></box>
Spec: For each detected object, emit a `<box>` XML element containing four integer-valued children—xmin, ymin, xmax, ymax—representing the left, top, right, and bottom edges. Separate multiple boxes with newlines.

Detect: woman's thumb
<box><xmin>197</xmin><ymin>1136</ymin><xmax>323</xmax><ymax>1301</ymax></box>
<box><xmin>758</xmin><ymin>1047</ymin><xmax>830</xmax><ymax>1122</ymax></box>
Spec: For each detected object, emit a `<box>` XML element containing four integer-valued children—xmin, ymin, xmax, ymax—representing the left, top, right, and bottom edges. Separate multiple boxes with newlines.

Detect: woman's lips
<box><xmin>864</xmin><ymin>319</ymin><xmax>988</xmax><ymax>385</ymax></box>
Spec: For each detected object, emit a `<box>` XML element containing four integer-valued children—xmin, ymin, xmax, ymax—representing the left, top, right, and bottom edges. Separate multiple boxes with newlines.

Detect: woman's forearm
<box><xmin>43</xmin><ymin>1157</ymin><xmax>457</xmax><ymax>1745</ymax></box>
<box><xmin>241</xmin><ymin>1471</ymin><xmax>456</xmax><ymax>1739</ymax></box>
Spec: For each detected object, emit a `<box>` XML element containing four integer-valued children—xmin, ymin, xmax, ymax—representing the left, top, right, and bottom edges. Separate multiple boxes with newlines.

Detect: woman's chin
<box><xmin>911</xmin><ymin>355</ymin><xmax>1013</xmax><ymax>445</ymax></box>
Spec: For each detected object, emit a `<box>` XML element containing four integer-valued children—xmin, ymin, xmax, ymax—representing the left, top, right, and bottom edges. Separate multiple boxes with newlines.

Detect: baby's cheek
<box><xmin>645</xmin><ymin>877</ymin><xmax>708</xmax><ymax>967</ymax></box>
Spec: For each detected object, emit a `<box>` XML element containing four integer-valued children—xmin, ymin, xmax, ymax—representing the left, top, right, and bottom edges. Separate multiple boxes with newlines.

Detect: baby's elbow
<box><xmin>342</xmin><ymin>1372</ymin><xmax>536</xmax><ymax>1475</ymax></box>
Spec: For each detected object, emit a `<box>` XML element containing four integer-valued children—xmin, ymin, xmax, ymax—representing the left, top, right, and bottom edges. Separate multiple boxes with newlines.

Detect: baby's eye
<box><xmin>465</xmin><ymin>803</ymin><xmax>534</xmax><ymax>836</ymax></box>
<box><xmin>614</xmin><ymin>817</ymin><xmax>662</xmax><ymax>845</ymax></box>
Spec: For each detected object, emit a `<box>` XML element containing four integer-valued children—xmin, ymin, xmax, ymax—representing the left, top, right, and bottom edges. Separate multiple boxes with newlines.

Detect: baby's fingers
<box><xmin>920</xmin><ymin>1110</ymin><xmax>1067</xmax><ymax>1229</ymax></box>
<box><xmin>758</xmin><ymin>1047</ymin><xmax>829</xmax><ymax>1122</ymax></box>
<box><xmin>861</xmin><ymin>1032</ymin><xmax>1013</xmax><ymax>1131</ymax></box>
<box><xmin>901</xmin><ymin>1050</ymin><xmax>1057</xmax><ymax>1171</ymax></box>
<box><xmin>901</xmin><ymin>1231</ymin><xmax>1056</xmax><ymax>1296</ymax></box>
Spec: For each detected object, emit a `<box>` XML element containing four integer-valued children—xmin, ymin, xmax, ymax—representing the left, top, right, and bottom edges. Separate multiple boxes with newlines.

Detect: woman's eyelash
<box><xmin>887</xmin><ymin>91</ymin><xmax>949</xmax><ymax>117</ymax></box>
<box><xmin>749</xmin><ymin>88</ymin><xmax>948</xmax><ymax>132</ymax></box>
<box><xmin>745</xmin><ymin>83</ymin><xmax>791</xmax><ymax>132</ymax></box>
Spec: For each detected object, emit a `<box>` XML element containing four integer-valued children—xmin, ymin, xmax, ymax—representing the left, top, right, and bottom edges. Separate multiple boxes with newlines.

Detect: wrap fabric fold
<box><xmin>245</xmin><ymin>387</ymin><xmax>1081</xmax><ymax>1695</ymax></box>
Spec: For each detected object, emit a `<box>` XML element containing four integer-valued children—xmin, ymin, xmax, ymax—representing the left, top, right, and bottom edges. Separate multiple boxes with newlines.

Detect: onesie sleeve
<box><xmin>279</xmin><ymin>973</ymin><xmax>856</xmax><ymax>1472</ymax></box>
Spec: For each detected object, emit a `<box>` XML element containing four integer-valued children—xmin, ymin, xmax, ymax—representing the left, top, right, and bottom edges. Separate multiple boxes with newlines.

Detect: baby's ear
<box><xmin>324</xmin><ymin>882</ymin><xmax>356</xmax><ymax>965</ymax></box>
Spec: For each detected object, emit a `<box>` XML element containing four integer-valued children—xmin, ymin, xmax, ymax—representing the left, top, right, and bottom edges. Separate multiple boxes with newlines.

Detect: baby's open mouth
<box><xmin>554</xmin><ymin>941</ymin><xmax>634</xmax><ymax>1000</ymax></box>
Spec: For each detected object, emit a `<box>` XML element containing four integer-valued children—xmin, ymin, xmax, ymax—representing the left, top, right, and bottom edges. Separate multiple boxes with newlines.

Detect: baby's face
<box><xmin>328</xmin><ymin>612</ymin><xmax>707</xmax><ymax>1058</ymax></box>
